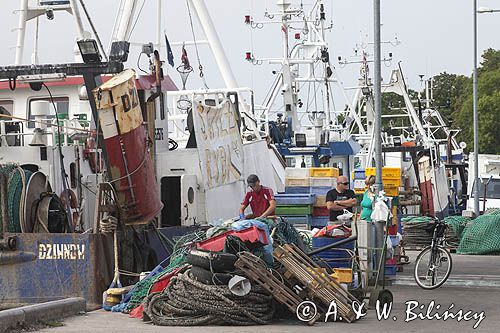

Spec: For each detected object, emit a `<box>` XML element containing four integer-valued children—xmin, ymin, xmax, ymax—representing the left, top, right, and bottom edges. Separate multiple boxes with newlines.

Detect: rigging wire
<box><xmin>129</xmin><ymin>0</ymin><xmax>147</xmax><ymax>39</ymax></box>
<box><xmin>185</xmin><ymin>0</ymin><xmax>209</xmax><ymax>89</ymax></box>
<box><xmin>249</xmin><ymin>0</ymin><xmax>255</xmax><ymax>92</ymax></box>
<box><xmin>78</xmin><ymin>0</ymin><xmax>108</xmax><ymax>61</ymax></box>
<box><xmin>42</xmin><ymin>83</ymin><xmax>74</xmax><ymax>232</ymax></box>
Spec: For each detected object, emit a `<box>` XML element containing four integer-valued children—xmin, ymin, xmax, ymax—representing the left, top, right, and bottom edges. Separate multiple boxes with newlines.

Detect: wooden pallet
<box><xmin>235</xmin><ymin>252</ymin><xmax>321</xmax><ymax>325</ymax></box>
<box><xmin>274</xmin><ymin>244</ymin><xmax>358</xmax><ymax>323</ymax></box>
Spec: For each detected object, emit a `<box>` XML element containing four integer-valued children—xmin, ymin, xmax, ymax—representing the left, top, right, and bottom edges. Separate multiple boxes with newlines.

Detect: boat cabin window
<box><xmin>471</xmin><ymin>178</ymin><xmax>500</xmax><ymax>199</ymax></box>
<box><xmin>28</xmin><ymin>97</ymin><xmax>69</xmax><ymax>129</ymax></box>
<box><xmin>0</xmin><ymin>100</ymin><xmax>14</xmax><ymax>115</ymax></box>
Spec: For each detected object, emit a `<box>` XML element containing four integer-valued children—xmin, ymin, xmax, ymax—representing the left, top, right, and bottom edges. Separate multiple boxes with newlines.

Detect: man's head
<box><xmin>247</xmin><ymin>174</ymin><xmax>261</xmax><ymax>191</ymax></box>
<box><xmin>336</xmin><ymin>175</ymin><xmax>350</xmax><ymax>192</ymax></box>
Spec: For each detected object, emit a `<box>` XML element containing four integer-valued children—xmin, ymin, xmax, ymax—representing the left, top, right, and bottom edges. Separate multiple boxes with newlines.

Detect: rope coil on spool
<box><xmin>144</xmin><ymin>269</ymin><xmax>274</xmax><ymax>326</ymax></box>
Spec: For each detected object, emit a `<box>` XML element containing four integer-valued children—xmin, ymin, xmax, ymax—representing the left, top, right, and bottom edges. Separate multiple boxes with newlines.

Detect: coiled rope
<box><xmin>144</xmin><ymin>270</ymin><xmax>274</xmax><ymax>326</ymax></box>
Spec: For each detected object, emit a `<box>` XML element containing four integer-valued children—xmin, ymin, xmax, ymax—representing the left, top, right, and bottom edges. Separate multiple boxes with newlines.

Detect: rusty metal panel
<box><xmin>92</xmin><ymin>69</ymin><xmax>163</xmax><ymax>224</ymax></box>
<box><xmin>0</xmin><ymin>233</ymin><xmax>113</xmax><ymax>309</ymax></box>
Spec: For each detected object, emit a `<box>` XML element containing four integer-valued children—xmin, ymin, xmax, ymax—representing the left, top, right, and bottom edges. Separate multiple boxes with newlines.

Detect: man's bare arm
<box><xmin>259</xmin><ymin>200</ymin><xmax>276</xmax><ymax>218</ymax></box>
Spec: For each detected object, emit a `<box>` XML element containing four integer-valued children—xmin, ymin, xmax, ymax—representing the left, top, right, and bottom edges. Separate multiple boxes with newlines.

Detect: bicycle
<box><xmin>413</xmin><ymin>217</ymin><xmax>453</xmax><ymax>289</ymax></box>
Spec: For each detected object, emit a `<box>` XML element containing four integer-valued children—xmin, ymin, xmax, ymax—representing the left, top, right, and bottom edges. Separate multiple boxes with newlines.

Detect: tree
<box><xmin>454</xmin><ymin>67</ymin><xmax>500</xmax><ymax>154</ymax></box>
<box><xmin>429</xmin><ymin>72</ymin><xmax>470</xmax><ymax>123</ymax></box>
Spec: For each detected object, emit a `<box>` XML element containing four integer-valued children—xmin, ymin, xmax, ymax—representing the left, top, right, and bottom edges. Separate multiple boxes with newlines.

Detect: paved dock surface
<box><xmin>39</xmin><ymin>252</ymin><xmax>500</xmax><ymax>333</ymax></box>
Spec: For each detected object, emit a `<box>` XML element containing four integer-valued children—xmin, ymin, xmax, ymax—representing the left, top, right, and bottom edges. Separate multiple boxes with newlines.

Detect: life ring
<box><xmin>83</xmin><ymin>130</ymin><xmax>104</xmax><ymax>173</ymax></box>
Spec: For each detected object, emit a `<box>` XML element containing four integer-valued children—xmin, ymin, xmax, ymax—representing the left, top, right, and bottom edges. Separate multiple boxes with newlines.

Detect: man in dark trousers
<box><xmin>326</xmin><ymin>175</ymin><xmax>357</xmax><ymax>222</ymax></box>
<box><xmin>239</xmin><ymin>174</ymin><xmax>276</xmax><ymax>219</ymax></box>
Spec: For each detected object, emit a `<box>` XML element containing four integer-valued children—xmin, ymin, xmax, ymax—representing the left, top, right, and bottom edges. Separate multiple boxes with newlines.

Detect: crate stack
<box><xmin>352</xmin><ymin>169</ymin><xmax>366</xmax><ymax>194</ymax></box>
<box><xmin>279</xmin><ymin>168</ymin><xmax>313</xmax><ymax>228</ymax></box>
<box><xmin>310</xmin><ymin>168</ymin><xmax>338</xmax><ymax>228</ymax></box>
<box><xmin>280</xmin><ymin>167</ymin><xmax>338</xmax><ymax>229</ymax></box>
<box><xmin>364</xmin><ymin>167</ymin><xmax>401</xmax><ymax>197</ymax></box>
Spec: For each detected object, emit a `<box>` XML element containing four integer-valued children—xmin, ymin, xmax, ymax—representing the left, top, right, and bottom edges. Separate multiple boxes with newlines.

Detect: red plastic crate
<box><xmin>386</xmin><ymin>257</ymin><xmax>397</xmax><ymax>265</ymax></box>
<box><xmin>196</xmin><ymin>226</ymin><xmax>269</xmax><ymax>252</ymax></box>
<box><xmin>313</xmin><ymin>206</ymin><xmax>330</xmax><ymax>217</ymax></box>
<box><xmin>388</xmin><ymin>225</ymin><xmax>398</xmax><ymax>235</ymax></box>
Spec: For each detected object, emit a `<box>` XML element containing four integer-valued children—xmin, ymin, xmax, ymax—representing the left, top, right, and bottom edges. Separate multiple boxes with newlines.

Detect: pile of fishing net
<box><xmin>401</xmin><ymin>216</ymin><xmax>436</xmax><ymax>248</ymax></box>
<box><xmin>123</xmin><ymin>215</ymin><xmax>308</xmax><ymax>326</ymax></box>
<box><xmin>450</xmin><ymin>209</ymin><xmax>500</xmax><ymax>255</ymax></box>
<box><xmin>143</xmin><ymin>268</ymin><xmax>274</xmax><ymax>326</ymax></box>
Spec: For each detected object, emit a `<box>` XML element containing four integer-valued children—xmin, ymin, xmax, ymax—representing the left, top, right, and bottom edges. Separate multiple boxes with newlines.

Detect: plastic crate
<box><xmin>365</xmin><ymin>167</ymin><xmax>401</xmax><ymax>179</ymax></box>
<box><xmin>310</xmin><ymin>177</ymin><xmax>337</xmax><ymax>188</ymax></box>
<box><xmin>386</xmin><ymin>257</ymin><xmax>397</xmax><ymax>265</ymax></box>
<box><xmin>309</xmin><ymin>167</ymin><xmax>339</xmax><ymax>178</ymax></box>
<box><xmin>280</xmin><ymin>215</ymin><xmax>312</xmax><ymax>225</ymax></box>
<box><xmin>313</xmin><ymin>206</ymin><xmax>329</xmax><ymax>217</ymax></box>
<box><xmin>196</xmin><ymin>226</ymin><xmax>268</xmax><ymax>252</ymax></box>
<box><xmin>353</xmin><ymin>169</ymin><xmax>366</xmax><ymax>179</ymax></box>
<box><xmin>385</xmin><ymin>265</ymin><xmax>397</xmax><ymax>276</ymax></box>
<box><xmin>311</xmin><ymin>216</ymin><xmax>329</xmax><ymax>227</ymax></box>
<box><xmin>314</xmin><ymin>195</ymin><xmax>327</xmax><ymax>207</ymax></box>
<box><xmin>284</xmin><ymin>186</ymin><xmax>311</xmax><ymax>194</ymax></box>
<box><xmin>354</xmin><ymin>179</ymin><xmax>366</xmax><ymax>190</ymax></box>
<box><xmin>275</xmin><ymin>193</ymin><xmax>316</xmax><ymax>205</ymax></box>
<box><xmin>390</xmin><ymin>235</ymin><xmax>400</xmax><ymax>247</ymax></box>
<box><xmin>383</xmin><ymin>186</ymin><xmax>399</xmax><ymax>197</ymax></box>
<box><xmin>312</xmin><ymin>237</ymin><xmax>355</xmax><ymax>249</ymax></box>
<box><xmin>285</xmin><ymin>168</ymin><xmax>310</xmax><ymax>178</ymax></box>
<box><xmin>383</xmin><ymin>178</ymin><xmax>401</xmax><ymax>187</ymax></box>
<box><xmin>276</xmin><ymin>205</ymin><xmax>313</xmax><ymax>215</ymax></box>
<box><xmin>309</xmin><ymin>186</ymin><xmax>331</xmax><ymax>196</ymax></box>
<box><xmin>322</xmin><ymin>259</ymin><xmax>352</xmax><ymax>269</ymax></box>
<box><xmin>285</xmin><ymin>177</ymin><xmax>310</xmax><ymax>187</ymax></box>
<box><xmin>332</xmin><ymin>268</ymin><xmax>353</xmax><ymax>284</ymax></box>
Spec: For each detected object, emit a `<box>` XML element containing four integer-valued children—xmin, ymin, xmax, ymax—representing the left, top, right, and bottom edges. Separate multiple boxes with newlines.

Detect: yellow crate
<box><xmin>383</xmin><ymin>185</ymin><xmax>399</xmax><ymax>197</ymax></box>
<box><xmin>314</xmin><ymin>195</ymin><xmax>327</xmax><ymax>207</ymax></box>
<box><xmin>331</xmin><ymin>268</ymin><xmax>353</xmax><ymax>284</ymax></box>
<box><xmin>285</xmin><ymin>177</ymin><xmax>310</xmax><ymax>187</ymax></box>
<box><xmin>309</xmin><ymin>167</ymin><xmax>339</xmax><ymax>178</ymax></box>
<box><xmin>383</xmin><ymin>178</ymin><xmax>401</xmax><ymax>187</ymax></box>
<box><xmin>365</xmin><ymin>167</ymin><xmax>401</xmax><ymax>179</ymax></box>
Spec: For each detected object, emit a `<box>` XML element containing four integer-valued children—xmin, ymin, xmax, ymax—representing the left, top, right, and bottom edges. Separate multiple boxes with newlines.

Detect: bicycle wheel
<box><xmin>414</xmin><ymin>245</ymin><xmax>452</xmax><ymax>290</ymax></box>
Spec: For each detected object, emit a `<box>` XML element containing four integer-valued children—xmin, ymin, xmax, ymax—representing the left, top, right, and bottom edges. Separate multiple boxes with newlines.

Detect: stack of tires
<box><xmin>187</xmin><ymin>250</ymin><xmax>238</xmax><ymax>285</ymax></box>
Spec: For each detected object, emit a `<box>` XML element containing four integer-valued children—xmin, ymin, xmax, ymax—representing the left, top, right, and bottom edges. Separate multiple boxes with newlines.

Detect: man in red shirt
<box><xmin>239</xmin><ymin>174</ymin><xmax>276</xmax><ymax>219</ymax></box>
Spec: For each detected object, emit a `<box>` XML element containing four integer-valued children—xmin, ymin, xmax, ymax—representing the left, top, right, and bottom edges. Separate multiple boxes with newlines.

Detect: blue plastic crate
<box><xmin>284</xmin><ymin>186</ymin><xmax>311</xmax><ymax>194</ymax></box>
<box><xmin>312</xmin><ymin>237</ymin><xmax>355</xmax><ymax>249</ymax></box>
<box><xmin>322</xmin><ymin>259</ymin><xmax>352</xmax><ymax>269</ymax></box>
<box><xmin>311</xmin><ymin>216</ymin><xmax>329</xmax><ymax>228</ymax></box>
<box><xmin>281</xmin><ymin>215</ymin><xmax>312</xmax><ymax>225</ymax></box>
<box><xmin>316</xmin><ymin>249</ymin><xmax>353</xmax><ymax>259</ymax></box>
<box><xmin>354</xmin><ymin>168</ymin><xmax>366</xmax><ymax>179</ymax></box>
<box><xmin>275</xmin><ymin>193</ymin><xmax>316</xmax><ymax>205</ymax></box>
<box><xmin>309</xmin><ymin>186</ymin><xmax>330</xmax><ymax>196</ymax></box>
<box><xmin>385</xmin><ymin>265</ymin><xmax>397</xmax><ymax>276</ymax></box>
<box><xmin>390</xmin><ymin>235</ymin><xmax>400</xmax><ymax>247</ymax></box>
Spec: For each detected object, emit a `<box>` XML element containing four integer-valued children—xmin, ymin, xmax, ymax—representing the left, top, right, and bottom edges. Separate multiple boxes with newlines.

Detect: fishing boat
<box><xmin>0</xmin><ymin>0</ymin><xmax>282</xmax><ymax>309</ymax></box>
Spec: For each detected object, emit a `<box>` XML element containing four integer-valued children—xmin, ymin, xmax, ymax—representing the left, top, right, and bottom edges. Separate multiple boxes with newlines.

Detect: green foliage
<box><xmin>479</xmin><ymin>48</ymin><xmax>500</xmax><ymax>73</ymax></box>
<box><xmin>430</xmin><ymin>72</ymin><xmax>470</xmax><ymax>122</ymax></box>
<box><xmin>426</xmin><ymin>49</ymin><xmax>500</xmax><ymax>154</ymax></box>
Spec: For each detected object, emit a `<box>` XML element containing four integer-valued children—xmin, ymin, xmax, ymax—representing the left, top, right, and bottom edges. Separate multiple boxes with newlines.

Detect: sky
<box><xmin>1</xmin><ymin>0</ymin><xmax>500</xmax><ymax>108</ymax></box>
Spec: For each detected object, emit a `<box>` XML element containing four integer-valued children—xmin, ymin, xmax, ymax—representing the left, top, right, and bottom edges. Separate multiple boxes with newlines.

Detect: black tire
<box><xmin>187</xmin><ymin>250</ymin><xmax>237</xmax><ymax>272</ymax></box>
<box><xmin>377</xmin><ymin>289</ymin><xmax>393</xmax><ymax>306</ymax></box>
<box><xmin>189</xmin><ymin>266</ymin><xmax>233</xmax><ymax>285</ymax></box>
<box><xmin>414</xmin><ymin>245</ymin><xmax>452</xmax><ymax>290</ymax></box>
